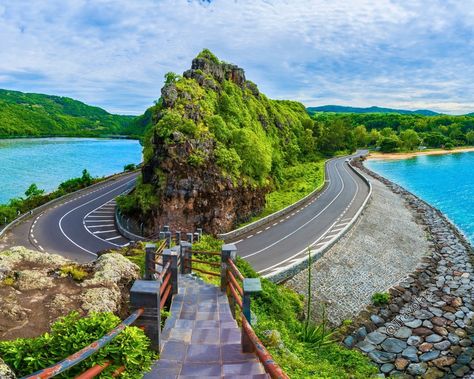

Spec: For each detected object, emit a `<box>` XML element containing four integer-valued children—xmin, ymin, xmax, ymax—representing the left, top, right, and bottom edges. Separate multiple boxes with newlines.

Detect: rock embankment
<box><xmin>0</xmin><ymin>247</ymin><xmax>139</xmax><ymax>341</ymax></box>
<box><xmin>285</xmin><ymin>173</ymin><xmax>429</xmax><ymax>325</ymax></box>
<box><xmin>343</xmin><ymin>160</ymin><xmax>474</xmax><ymax>378</ymax></box>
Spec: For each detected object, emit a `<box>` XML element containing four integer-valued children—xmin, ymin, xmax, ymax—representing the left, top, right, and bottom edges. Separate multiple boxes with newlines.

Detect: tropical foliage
<box><xmin>312</xmin><ymin>112</ymin><xmax>474</xmax><ymax>152</ymax></box>
<box><xmin>0</xmin><ymin>89</ymin><xmax>143</xmax><ymax>138</ymax></box>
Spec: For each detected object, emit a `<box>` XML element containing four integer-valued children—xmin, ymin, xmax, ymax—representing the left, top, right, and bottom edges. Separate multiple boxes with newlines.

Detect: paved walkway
<box><xmin>144</xmin><ymin>275</ymin><xmax>268</xmax><ymax>379</ymax></box>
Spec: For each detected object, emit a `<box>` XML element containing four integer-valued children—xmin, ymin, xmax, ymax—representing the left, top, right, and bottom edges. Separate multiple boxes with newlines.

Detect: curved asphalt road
<box><xmin>4</xmin><ymin>151</ymin><xmax>369</xmax><ymax>272</ymax></box>
<box><xmin>4</xmin><ymin>172</ymin><xmax>138</xmax><ymax>263</ymax></box>
<box><xmin>229</xmin><ymin>150</ymin><xmax>370</xmax><ymax>277</ymax></box>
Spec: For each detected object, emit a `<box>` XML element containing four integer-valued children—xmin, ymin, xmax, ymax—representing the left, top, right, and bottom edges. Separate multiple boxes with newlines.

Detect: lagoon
<box><xmin>0</xmin><ymin>138</ymin><xmax>142</xmax><ymax>204</ymax></box>
<box><xmin>366</xmin><ymin>152</ymin><xmax>474</xmax><ymax>245</ymax></box>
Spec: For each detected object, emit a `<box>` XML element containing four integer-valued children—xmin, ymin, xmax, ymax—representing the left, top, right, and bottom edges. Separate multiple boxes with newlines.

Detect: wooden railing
<box><xmin>21</xmin><ymin>309</ymin><xmax>144</xmax><ymax>379</ymax></box>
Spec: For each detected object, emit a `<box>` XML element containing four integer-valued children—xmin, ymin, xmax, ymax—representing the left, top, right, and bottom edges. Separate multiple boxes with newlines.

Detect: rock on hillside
<box><xmin>123</xmin><ymin>49</ymin><xmax>314</xmax><ymax>235</ymax></box>
<box><xmin>0</xmin><ymin>247</ymin><xmax>140</xmax><ymax>341</ymax></box>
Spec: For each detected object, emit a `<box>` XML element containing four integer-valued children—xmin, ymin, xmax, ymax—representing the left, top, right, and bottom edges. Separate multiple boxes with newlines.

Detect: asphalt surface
<box><xmin>229</xmin><ymin>150</ymin><xmax>370</xmax><ymax>276</ymax></box>
<box><xmin>3</xmin><ymin>172</ymin><xmax>138</xmax><ymax>262</ymax></box>
<box><xmin>3</xmin><ymin>151</ymin><xmax>370</xmax><ymax>272</ymax></box>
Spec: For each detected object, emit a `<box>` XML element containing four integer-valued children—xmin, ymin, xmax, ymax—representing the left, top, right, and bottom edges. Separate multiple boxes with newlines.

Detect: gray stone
<box><xmin>452</xmin><ymin>363</ymin><xmax>469</xmax><ymax>377</ymax></box>
<box><xmin>343</xmin><ymin>335</ymin><xmax>355</xmax><ymax>348</ymax></box>
<box><xmin>460</xmin><ymin>338</ymin><xmax>472</xmax><ymax>347</ymax></box>
<box><xmin>407</xmin><ymin>362</ymin><xmax>427</xmax><ymax>376</ymax></box>
<box><xmin>356</xmin><ymin>326</ymin><xmax>367</xmax><ymax>339</ymax></box>
<box><xmin>394</xmin><ymin>327</ymin><xmax>412</xmax><ymax>339</ymax></box>
<box><xmin>448</xmin><ymin>333</ymin><xmax>460</xmax><ymax>345</ymax></box>
<box><xmin>381</xmin><ymin>338</ymin><xmax>407</xmax><ymax>353</ymax></box>
<box><xmin>414</xmin><ymin>310</ymin><xmax>434</xmax><ymax>320</ymax></box>
<box><xmin>419</xmin><ymin>350</ymin><xmax>440</xmax><ymax>361</ymax></box>
<box><xmin>422</xmin><ymin>320</ymin><xmax>433</xmax><ymax>328</ymax></box>
<box><xmin>433</xmin><ymin>340</ymin><xmax>451</xmax><ymax>350</ymax></box>
<box><xmin>425</xmin><ymin>334</ymin><xmax>443</xmax><ymax>343</ymax></box>
<box><xmin>405</xmin><ymin>319</ymin><xmax>422</xmax><ymax>328</ymax></box>
<box><xmin>366</xmin><ymin>331</ymin><xmax>386</xmax><ymax>345</ymax></box>
<box><xmin>402</xmin><ymin>346</ymin><xmax>419</xmax><ymax>362</ymax></box>
<box><xmin>457</xmin><ymin>353</ymin><xmax>472</xmax><ymax>365</ymax></box>
<box><xmin>407</xmin><ymin>335</ymin><xmax>422</xmax><ymax>347</ymax></box>
<box><xmin>371</xmin><ymin>314</ymin><xmax>385</xmax><ymax>326</ymax></box>
<box><xmin>368</xmin><ymin>350</ymin><xmax>396</xmax><ymax>364</ymax></box>
<box><xmin>356</xmin><ymin>340</ymin><xmax>376</xmax><ymax>353</ymax></box>
<box><xmin>444</xmin><ymin>312</ymin><xmax>456</xmax><ymax>321</ymax></box>
<box><xmin>380</xmin><ymin>363</ymin><xmax>395</xmax><ymax>374</ymax></box>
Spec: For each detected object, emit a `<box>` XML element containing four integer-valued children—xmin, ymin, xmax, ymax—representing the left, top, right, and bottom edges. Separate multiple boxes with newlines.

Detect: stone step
<box><xmin>144</xmin><ymin>274</ymin><xmax>269</xmax><ymax>378</ymax></box>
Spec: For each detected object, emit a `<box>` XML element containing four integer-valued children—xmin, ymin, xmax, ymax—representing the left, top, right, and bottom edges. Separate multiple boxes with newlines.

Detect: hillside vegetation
<box><xmin>312</xmin><ymin>112</ymin><xmax>474</xmax><ymax>152</ymax></box>
<box><xmin>308</xmin><ymin>105</ymin><xmax>439</xmax><ymax>116</ymax></box>
<box><xmin>0</xmin><ymin>89</ymin><xmax>143</xmax><ymax>138</ymax></box>
<box><xmin>119</xmin><ymin>50</ymin><xmax>356</xmax><ymax>233</ymax></box>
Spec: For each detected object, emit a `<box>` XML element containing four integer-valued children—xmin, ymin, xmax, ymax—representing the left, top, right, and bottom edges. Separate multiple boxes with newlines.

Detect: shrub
<box><xmin>0</xmin><ymin>312</ymin><xmax>156</xmax><ymax>378</ymax></box>
<box><xmin>2</xmin><ymin>276</ymin><xmax>15</xmax><ymax>286</ymax></box>
<box><xmin>60</xmin><ymin>264</ymin><xmax>88</xmax><ymax>282</ymax></box>
<box><xmin>371</xmin><ymin>292</ymin><xmax>390</xmax><ymax>306</ymax></box>
<box><xmin>124</xmin><ymin>163</ymin><xmax>136</xmax><ymax>171</ymax></box>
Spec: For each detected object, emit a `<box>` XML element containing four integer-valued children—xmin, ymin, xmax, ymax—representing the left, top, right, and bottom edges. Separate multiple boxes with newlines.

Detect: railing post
<box><xmin>165</xmin><ymin>231</ymin><xmax>172</xmax><ymax>247</ymax></box>
<box><xmin>221</xmin><ymin>244</ymin><xmax>237</xmax><ymax>318</ymax></box>
<box><xmin>242</xmin><ymin>278</ymin><xmax>262</xmax><ymax>353</ymax></box>
<box><xmin>145</xmin><ymin>243</ymin><xmax>156</xmax><ymax>280</ymax></box>
<box><xmin>175</xmin><ymin>231</ymin><xmax>181</xmax><ymax>244</ymax></box>
<box><xmin>163</xmin><ymin>225</ymin><xmax>170</xmax><ymax>232</ymax></box>
<box><xmin>186</xmin><ymin>232</ymin><xmax>193</xmax><ymax>243</ymax></box>
<box><xmin>130</xmin><ymin>280</ymin><xmax>161</xmax><ymax>351</ymax></box>
<box><xmin>221</xmin><ymin>244</ymin><xmax>237</xmax><ymax>292</ymax></box>
<box><xmin>163</xmin><ymin>249</ymin><xmax>178</xmax><ymax>295</ymax></box>
<box><xmin>159</xmin><ymin>231</ymin><xmax>165</xmax><ymax>241</ymax></box>
<box><xmin>180</xmin><ymin>241</ymin><xmax>192</xmax><ymax>274</ymax></box>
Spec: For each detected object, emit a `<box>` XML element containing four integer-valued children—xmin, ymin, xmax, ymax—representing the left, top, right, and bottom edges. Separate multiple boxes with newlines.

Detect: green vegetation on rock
<box><xmin>0</xmin><ymin>88</ymin><xmax>144</xmax><ymax>138</ymax></box>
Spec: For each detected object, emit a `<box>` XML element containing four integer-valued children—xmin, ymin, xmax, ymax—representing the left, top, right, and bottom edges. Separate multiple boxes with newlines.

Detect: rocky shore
<box><xmin>342</xmin><ymin>159</ymin><xmax>474</xmax><ymax>378</ymax></box>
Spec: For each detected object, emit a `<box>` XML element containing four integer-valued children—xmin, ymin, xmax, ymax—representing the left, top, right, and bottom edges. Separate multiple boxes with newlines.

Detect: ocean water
<box><xmin>0</xmin><ymin>138</ymin><xmax>142</xmax><ymax>204</ymax></box>
<box><xmin>366</xmin><ymin>152</ymin><xmax>474</xmax><ymax>245</ymax></box>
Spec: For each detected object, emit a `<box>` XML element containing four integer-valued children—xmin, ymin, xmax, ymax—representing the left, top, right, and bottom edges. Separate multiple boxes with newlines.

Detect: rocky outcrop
<box><xmin>143</xmin><ymin>132</ymin><xmax>267</xmax><ymax>234</ymax></box>
<box><xmin>0</xmin><ymin>247</ymin><xmax>140</xmax><ymax>340</ymax></box>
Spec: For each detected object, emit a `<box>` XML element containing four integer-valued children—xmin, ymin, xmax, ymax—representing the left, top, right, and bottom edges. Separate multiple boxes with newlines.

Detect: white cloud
<box><xmin>0</xmin><ymin>0</ymin><xmax>473</xmax><ymax>114</ymax></box>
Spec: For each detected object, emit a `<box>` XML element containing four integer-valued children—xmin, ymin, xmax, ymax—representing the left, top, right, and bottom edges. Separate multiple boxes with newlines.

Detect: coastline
<box><xmin>346</xmin><ymin>158</ymin><xmax>474</xmax><ymax>377</ymax></box>
<box><xmin>368</xmin><ymin>146</ymin><xmax>474</xmax><ymax>160</ymax></box>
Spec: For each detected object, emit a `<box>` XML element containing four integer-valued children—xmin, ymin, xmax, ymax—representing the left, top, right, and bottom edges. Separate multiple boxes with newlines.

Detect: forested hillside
<box><xmin>312</xmin><ymin>112</ymin><xmax>474</xmax><ymax>152</ymax></box>
<box><xmin>0</xmin><ymin>89</ymin><xmax>142</xmax><ymax>138</ymax></box>
<box><xmin>307</xmin><ymin>105</ymin><xmax>439</xmax><ymax>116</ymax></box>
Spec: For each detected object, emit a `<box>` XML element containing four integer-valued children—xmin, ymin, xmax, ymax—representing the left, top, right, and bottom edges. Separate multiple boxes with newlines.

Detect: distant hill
<box><xmin>307</xmin><ymin>105</ymin><xmax>440</xmax><ymax>116</ymax></box>
<box><xmin>0</xmin><ymin>89</ymin><xmax>144</xmax><ymax>138</ymax></box>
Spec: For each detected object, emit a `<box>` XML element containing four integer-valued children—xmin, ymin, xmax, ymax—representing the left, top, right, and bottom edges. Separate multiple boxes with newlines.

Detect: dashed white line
<box><xmin>106</xmin><ymin>235</ymin><xmax>124</xmax><ymax>241</ymax></box>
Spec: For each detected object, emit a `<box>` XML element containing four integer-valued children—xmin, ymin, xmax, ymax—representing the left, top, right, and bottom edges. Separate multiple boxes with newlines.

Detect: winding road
<box><xmin>2</xmin><ymin>151</ymin><xmax>370</xmax><ymax>272</ymax></box>
<box><xmin>2</xmin><ymin>172</ymin><xmax>138</xmax><ymax>262</ymax></box>
<box><xmin>229</xmin><ymin>151</ymin><xmax>370</xmax><ymax>277</ymax></box>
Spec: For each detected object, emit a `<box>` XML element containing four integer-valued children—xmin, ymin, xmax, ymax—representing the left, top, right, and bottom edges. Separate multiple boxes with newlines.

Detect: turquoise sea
<box><xmin>0</xmin><ymin>138</ymin><xmax>142</xmax><ymax>204</ymax></box>
<box><xmin>366</xmin><ymin>152</ymin><xmax>474</xmax><ymax>245</ymax></box>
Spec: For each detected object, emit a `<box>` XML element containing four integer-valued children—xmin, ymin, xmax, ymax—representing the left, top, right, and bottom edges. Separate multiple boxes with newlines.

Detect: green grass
<box><xmin>239</xmin><ymin>160</ymin><xmax>326</xmax><ymax>227</ymax></box>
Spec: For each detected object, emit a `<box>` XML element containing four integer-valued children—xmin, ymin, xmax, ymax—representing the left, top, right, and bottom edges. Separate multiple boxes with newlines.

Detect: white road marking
<box><xmin>234</xmin><ymin>239</ymin><xmax>243</xmax><ymax>244</ymax></box>
<box><xmin>86</xmin><ymin>224</ymin><xmax>115</xmax><ymax>228</ymax></box>
<box><xmin>58</xmin><ymin>178</ymin><xmax>135</xmax><ymax>255</ymax></box>
<box><xmin>38</xmin><ymin>245</ymin><xmax>44</xmax><ymax>251</ymax></box>
<box><xmin>247</xmin><ymin>234</ymin><xmax>253</xmax><ymax>239</ymax></box>
<box><xmin>106</xmin><ymin>235</ymin><xmax>123</xmax><ymax>241</ymax></box>
<box><xmin>93</xmin><ymin>230</ymin><xmax>117</xmax><ymax>234</ymax></box>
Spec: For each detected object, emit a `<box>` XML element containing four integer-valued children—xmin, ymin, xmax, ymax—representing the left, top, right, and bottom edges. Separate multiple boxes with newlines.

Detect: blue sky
<box><xmin>0</xmin><ymin>0</ymin><xmax>473</xmax><ymax>115</ymax></box>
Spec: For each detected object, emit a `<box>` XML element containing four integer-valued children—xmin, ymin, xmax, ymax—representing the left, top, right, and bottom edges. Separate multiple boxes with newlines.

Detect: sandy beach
<box><xmin>368</xmin><ymin>146</ymin><xmax>474</xmax><ymax>160</ymax></box>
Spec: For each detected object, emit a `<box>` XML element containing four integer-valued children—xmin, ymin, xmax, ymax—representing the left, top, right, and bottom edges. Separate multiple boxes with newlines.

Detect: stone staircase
<box><xmin>144</xmin><ymin>274</ymin><xmax>269</xmax><ymax>378</ymax></box>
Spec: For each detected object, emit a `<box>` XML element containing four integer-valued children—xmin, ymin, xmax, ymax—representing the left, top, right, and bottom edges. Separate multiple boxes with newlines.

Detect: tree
<box><xmin>399</xmin><ymin>129</ymin><xmax>421</xmax><ymax>151</ymax></box>
<box><xmin>368</xmin><ymin>129</ymin><xmax>381</xmax><ymax>146</ymax></box>
<box><xmin>24</xmin><ymin>183</ymin><xmax>44</xmax><ymax>199</ymax></box>
<box><xmin>81</xmin><ymin>169</ymin><xmax>92</xmax><ymax>186</ymax></box>
<box><xmin>466</xmin><ymin>130</ymin><xmax>474</xmax><ymax>145</ymax></box>
<box><xmin>353</xmin><ymin>125</ymin><xmax>369</xmax><ymax>147</ymax></box>
<box><xmin>379</xmin><ymin>136</ymin><xmax>400</xmax><ymax>153</ymax></box>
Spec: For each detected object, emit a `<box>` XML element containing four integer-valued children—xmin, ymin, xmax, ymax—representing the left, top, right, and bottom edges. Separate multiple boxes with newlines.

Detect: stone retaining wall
<box><xmin>343</xmin><ymin>159</ymin><xmax>474</xmax><ymax>378</ymax></box>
